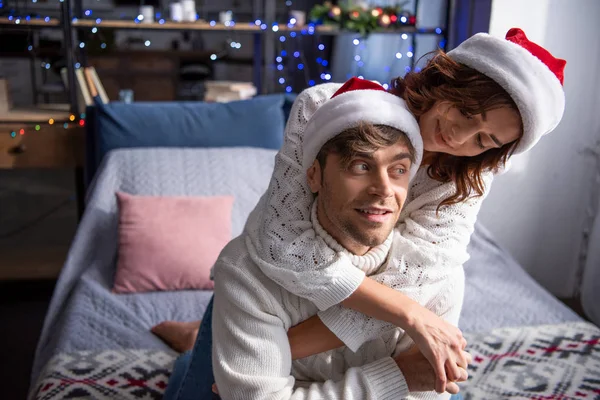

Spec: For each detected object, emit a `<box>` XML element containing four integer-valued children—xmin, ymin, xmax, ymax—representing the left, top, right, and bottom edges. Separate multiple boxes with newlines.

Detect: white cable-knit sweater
<box><xmin>214</xmin><ymin>201</ymin><xmax>434</xmax><ymax>399</ymax></box>
<box><xmin>244</xmin><ymin>83</ymin><xmax>493</xmax><ymax>352</ymax></box>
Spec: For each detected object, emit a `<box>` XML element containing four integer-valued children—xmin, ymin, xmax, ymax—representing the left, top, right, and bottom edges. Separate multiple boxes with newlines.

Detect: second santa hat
<box><xmin>303</xmin><ymin>77</ymin><xmax>423</xmax><ymax>179</ymax></box>
<box><xmin>448</xmin><ymin>28</ymin><xmax>566</xmax><ymax>154</ymax></box>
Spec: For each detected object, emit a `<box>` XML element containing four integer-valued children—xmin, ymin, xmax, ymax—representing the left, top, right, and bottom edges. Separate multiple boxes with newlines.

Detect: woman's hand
<box><xmin>287</xmin><ymin>278</ymin><xmax>470</xmax><ymax>393</ymax></box>
<box><xmin>342</xmin><ymin>277</ymin><xmax>469</xmax><ymax>394</ymax></box>
<box><xmin>286</xmin><ymin>310</ymin><xmax>469</xmax><ymax>394</ymax></box>
<box><xmin>402</xmin><ymin>304</ymin><xmax>469</xmax><ymax>393</ymax></box>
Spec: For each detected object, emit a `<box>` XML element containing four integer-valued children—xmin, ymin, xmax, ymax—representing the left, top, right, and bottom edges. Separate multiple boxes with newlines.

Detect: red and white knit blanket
<box><xmin>459</xmin><ymin>321</ymin><xmax>600</xmax><ymax>399</ymax></box>
<box><xmin>31</xmin><ymin>321</ymin><xmax>600</xmax><ymax>400</ymax></box>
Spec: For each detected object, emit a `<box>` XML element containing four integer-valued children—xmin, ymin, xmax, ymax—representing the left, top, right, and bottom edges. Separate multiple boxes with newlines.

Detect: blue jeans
<box><xmin>163</xmin><ymin>296</ymin><xmax>219</xmax><ymax>400</ymax></box>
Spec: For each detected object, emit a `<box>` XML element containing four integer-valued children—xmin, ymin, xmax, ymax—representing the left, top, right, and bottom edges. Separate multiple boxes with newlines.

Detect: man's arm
<box><xmin>212</xmin><ymin>257</ymin><xmax>410</xmax><ymax>400</ymax></box>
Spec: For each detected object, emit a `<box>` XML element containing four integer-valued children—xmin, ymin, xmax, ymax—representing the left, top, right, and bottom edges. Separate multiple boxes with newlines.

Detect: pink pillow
<box><xmin>113</xmin><ymin>192</ymin><xmax>234</xmax><ymax>294</ymax></box>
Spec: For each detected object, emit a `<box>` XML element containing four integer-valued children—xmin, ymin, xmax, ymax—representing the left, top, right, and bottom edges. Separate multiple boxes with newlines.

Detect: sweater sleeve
<box><xmin>245</xmin><ymin>82</ymin><xmax>366</xmax><ymax>311</ymax></box>
<box><xmin>318</xmin><ymin>174</ymin><xmax>491</xmax><ymax>351</ymax></box>
<box><xmin>212</xmin><ymin>255</ymin><xmax>409</xmax><ymax>400</ymax></box>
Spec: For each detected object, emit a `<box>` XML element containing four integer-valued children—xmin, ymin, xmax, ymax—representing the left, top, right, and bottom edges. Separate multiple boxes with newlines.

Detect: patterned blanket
<box><xmin>461</xmin><ymin>321</ymin><xmax>600</xmax><ymax>399</ymax></box>
<box><xmin>32</xmin><ymin>349</ymin><xmax>174</xmax><ymax>400</ymax></box>
<box><xmin>31</xmin><ymin>322</ymin><xmax>600</xmax><ymax>400</ymax></box>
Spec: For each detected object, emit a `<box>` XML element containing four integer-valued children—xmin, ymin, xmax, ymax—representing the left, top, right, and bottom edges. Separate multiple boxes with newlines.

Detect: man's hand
<box><xmin>402</xmin><ymin>305</ymin><xmax>469</xmax><ymax>393</ymax></box>
<box><xmin>395</xmin><ymin>345</ymin><xmax>471</xmax><ymax>394</ymax></box>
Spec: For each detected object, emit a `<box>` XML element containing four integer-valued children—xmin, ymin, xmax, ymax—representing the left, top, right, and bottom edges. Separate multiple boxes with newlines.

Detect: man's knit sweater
<box><xmin>243</xmin><ymin>82</ymin><xmax>493</xmax><ymax>352</ymax></box>
<box><xmin>213</xmin><ymin>202</ymin><xmax>446</xmax><ymax>400</ymax></box>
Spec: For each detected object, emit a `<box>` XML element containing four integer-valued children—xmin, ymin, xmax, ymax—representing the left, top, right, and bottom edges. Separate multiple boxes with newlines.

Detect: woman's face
<box><xmin>419</xmin><ymin>101</ymin><xmax>522</xmax><ymax>157</ymax></box>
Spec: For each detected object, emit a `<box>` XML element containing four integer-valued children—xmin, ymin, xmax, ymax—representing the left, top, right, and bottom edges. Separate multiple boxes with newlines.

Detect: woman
<box><xmin>158</xmin><ymin>28</ymin><xmax>566</xmax><ymax>399</ymax></box>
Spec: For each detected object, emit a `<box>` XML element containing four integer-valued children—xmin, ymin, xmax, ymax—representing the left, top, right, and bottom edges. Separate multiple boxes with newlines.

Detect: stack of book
<box><xmin>203</xmin><ymin>81</ymin><xmax>257</xmax><ymax>103</ymax></box>
<box><xmin>60</xmin><ymin>66</ymin><xmax>109</xmax><ymax>112</ymax></box>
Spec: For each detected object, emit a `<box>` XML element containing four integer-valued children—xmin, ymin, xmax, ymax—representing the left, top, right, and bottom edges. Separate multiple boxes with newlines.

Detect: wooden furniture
<box><xmin>71</xmin><ymin>19</ymin><xmax>336</xmax><ymax>33</ymax></box>
<box><xmin>0</xmin><ymin>105</ymin><xmax>85</xmax><ymax>199</ymax></box>
<box><xmin>84</xmin><ymin>50</ymin><xmax>252</xmax><ymax>101</ymax></box>
<box><xmin>89</xmin><ymin>52</ymin><xmax>182</xmax><ymax>102</ymax></box>
<box><xmin>0</xmin><ymin>123</ymin><xmax>84</xmax><ymax>169</ymax></box>
<box><xmin>0</xmin><ymin>245</ymin><xmax>75</xmax><ymax>280</ymax></box>
<box><xmin>0</xmin><ymin>110</ymin><xmax>85</xmax><ymax>281</ymax></box>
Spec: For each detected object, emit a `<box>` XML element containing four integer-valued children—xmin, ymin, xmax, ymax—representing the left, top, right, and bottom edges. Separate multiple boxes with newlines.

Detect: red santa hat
<box><xmin>448</xmin><ymin>28</ymin><xmax>566</xmax><ymax>154</ymax></box>
<box><xmin>303</xmin><ymin>77</ymin><xmax>423</xmax><ymax>179</ymax></box>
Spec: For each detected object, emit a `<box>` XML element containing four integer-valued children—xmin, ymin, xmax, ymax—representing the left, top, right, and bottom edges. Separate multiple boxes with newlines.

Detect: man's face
<box><xmin>307</xmin><ymin>140</ymin><xmax>413</xmax><ymax>255</ymax></box>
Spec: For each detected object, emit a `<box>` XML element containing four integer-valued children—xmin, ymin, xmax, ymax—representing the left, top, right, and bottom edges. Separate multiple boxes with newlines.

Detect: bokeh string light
<box><xmin>2</xmin><ymin>0</ymin><xmax>445</xmax><ymax>136</ymax></box>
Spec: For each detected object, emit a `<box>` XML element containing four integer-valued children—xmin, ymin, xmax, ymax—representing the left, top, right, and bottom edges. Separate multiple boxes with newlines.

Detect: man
<box><xmin>209</xmin><ymin>79</ymin><xmax>469</xmax><ymax>399</ymax></box>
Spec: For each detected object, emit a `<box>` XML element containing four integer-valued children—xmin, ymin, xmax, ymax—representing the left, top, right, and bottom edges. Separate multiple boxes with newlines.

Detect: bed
<box><xmin>28</xmin><ymin>146</ymin><xmax>600</xmax><ymax>400</ymax></box>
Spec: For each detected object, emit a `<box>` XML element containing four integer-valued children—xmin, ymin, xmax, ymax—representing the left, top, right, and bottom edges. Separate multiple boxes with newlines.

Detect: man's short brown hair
<box><xmin>315</xmin><ymin>122</ymin><xmax>416</xmax><ymax>171</ymax></box>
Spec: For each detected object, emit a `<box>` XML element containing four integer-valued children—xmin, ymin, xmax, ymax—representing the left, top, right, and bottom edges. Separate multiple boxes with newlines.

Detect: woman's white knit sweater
<box><xmin>243</xmin><ymin>83</ymin><xmax>493</xmax><ymax>352</ymax></box>
<box><xmin>213</xmin><ymin>201</ymin><xmax>448</xmax><ymax>399</ymax></box>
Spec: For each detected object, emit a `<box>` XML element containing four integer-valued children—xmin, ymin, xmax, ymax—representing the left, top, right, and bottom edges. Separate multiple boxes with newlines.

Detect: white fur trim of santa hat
<box><xmin>303</xmin><ymin>78</ymin><xmax>423</xmax><ymax>179</ymax></box>
<box><xmin>448</xmin><ymin>28</ymin><xmax>566</xmax><ymax>154</ymax></box>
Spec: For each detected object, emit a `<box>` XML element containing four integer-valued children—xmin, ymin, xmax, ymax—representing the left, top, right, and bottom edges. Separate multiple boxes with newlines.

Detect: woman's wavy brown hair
<box><xmin>390</xmin><ymin>50</ymin><xmax>523</xmax><ymax>208</ymax></box>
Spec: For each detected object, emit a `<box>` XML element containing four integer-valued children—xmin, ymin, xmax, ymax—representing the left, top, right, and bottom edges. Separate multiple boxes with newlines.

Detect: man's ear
<box><xmin>306</xmin><ymin>160</ymin><xmax>322</xmax><ymax>194</ymax></box>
